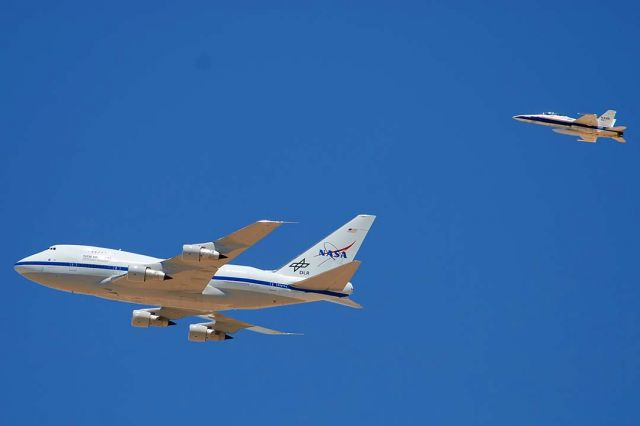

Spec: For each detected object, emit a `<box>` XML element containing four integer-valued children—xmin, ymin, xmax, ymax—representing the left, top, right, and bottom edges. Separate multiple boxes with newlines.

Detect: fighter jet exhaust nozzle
<box><xmin>127</xmin><ymin>264</ymin><xmax>169</xmax><ymax>282</ymax></box>
<box><xmin>131</xmin><ymin>310</ymin><xmax>175</xmax><ymax>328</ymax></box>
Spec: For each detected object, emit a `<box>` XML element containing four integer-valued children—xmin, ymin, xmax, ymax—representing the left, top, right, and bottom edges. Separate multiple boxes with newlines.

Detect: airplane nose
<box><xmin>14</xmin><ymin>258</ymin><xmax>27</xmax><ymax>275</ymax></box>
<box><xmin>14</xmin><ymin>255</ymin><xmax>38</xmax><ymax>276</ymax></box>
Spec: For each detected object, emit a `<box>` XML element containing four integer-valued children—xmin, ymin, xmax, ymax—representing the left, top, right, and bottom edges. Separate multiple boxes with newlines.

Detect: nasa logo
<box><xmin>318</xmin><ymin>241</ymin><xmax>355</xmax><ymax>259</ymax></box>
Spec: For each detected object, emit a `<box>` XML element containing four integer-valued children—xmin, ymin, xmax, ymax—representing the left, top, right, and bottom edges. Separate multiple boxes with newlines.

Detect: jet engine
<box><xmin>182</xmin><ymin>243</ymin><xmax>223</xmax><ymax>262</ymax></box>
<box><xmin>127</xmin><ymin>264</ymin><xmax>168</xmax><ymax>282</ymax></box>
<box><xmin>131</xmin><ymin>310</ymin><xmax>175</xmax><ymax>328</ymax></box>
<box><xmin>188</xmin><ymin>323</ymin><xmax>231</xmax><ymax>342</ymax></box>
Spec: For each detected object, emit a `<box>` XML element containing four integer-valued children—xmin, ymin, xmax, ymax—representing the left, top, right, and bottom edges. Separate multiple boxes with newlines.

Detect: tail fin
<box><xmin>613</xmin><ymin>136</ymin><xmax>626</xmax><ymax>143</ymax></box>
<box><xmin>276</xmin><ymin>214</ymin><xmax>375</xmax><ymax>278</ymax></box>
<box><xmin>598</xmin><ymin>110</ymin><xmax>617</xmax><ymax>127</ymax></box>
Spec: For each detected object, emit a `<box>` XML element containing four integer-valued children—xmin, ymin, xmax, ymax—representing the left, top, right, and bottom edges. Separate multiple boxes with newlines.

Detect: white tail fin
<box><xmin>598</xmin><ymin>110</ymin><xmax>617</xmax><ymax>128</ymax></box>
<box><xmin>276</xmin><ymin>214</ymin><xmax>375</xmax><ymax>278</ymax></box>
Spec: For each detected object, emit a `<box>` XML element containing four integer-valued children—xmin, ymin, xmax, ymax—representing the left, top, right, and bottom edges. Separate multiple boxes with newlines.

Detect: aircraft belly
<box><xmin>552</xmin><ymin>127</ymin><xmax>579</xmax><ymax>136</ymax></box>
<box><xmin>22</xmin><ymin>269</ymin><xmax>307</xmax><ymax>312</ymax></box>
<box><xmin>570</xmin><ymin>126</ymin><xmax>597</xmax><ymax>134</ymax></box>
<box><xmin>96</xmin><ymin>280</ymin><xmax>304</xmax><ymax>311</ymax></box>
<box><xmin>536</xmin><ymin>121</ymin><xmax>564</xmax><ymax>128</ymax></box>
<box><xmin>210</xmin><ymin>281</ymin><xmax>304</xmax><ymax>309</ymax></box>
<box><xmin>212</xmin><ymin>287</ymin><xmax>303</xmax><ymax>309</ymax></box>
<box><xmin>21</xmin><ymin>271</ymin><xmax>111</xmax><ymax>296</ymax></box>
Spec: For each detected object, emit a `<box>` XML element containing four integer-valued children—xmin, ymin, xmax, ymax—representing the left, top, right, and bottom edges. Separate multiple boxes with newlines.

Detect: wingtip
<box><xmin>258</xmin><ymin>220</ymin><xmax>298</xmax><ymax>224</ymax></box>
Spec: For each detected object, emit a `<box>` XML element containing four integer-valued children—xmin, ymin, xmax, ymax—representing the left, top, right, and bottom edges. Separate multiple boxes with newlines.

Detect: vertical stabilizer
<box><xmin>276</xmin><ymin>215</ymin><xmax>375</xmax><ymax>278</ymax></box>
<box><xmin>598</xmin><ymin>110</ymin><xmax>617</xmax><ymax>128</ymax></box>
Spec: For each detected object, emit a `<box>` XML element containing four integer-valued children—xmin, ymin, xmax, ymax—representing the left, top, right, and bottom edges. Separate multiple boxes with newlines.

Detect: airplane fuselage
<box><xmin>14</xmin><ymin>245</ymin><xmax>352</xmax><ymax>312</ymax></box>
<box><xmin>513</xmin><ymin>113</ymin><xmax>625</xmax><ymax>142</ymax></box>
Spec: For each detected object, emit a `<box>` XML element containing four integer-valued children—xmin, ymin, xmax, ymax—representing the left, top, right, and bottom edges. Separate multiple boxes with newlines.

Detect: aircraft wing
<box><xmin>573</xmin><ymin>114</ymin><xmax>598</xmax><ymax>126</ymax></box>
<box><xmin>159</xmin><ymin>220</ymin><xmax>284</xmax><ymax>292</ymax></box>
<box><xmin>578</xmin><ymin>134</ymin><xmax>598</xmax><ymax>143</ymax></box>
<box><xmin>109</xmin><ymin>220</ymin><xmax>284</xmax><ymax>293</ymax></box>
<box><xmin>143</xmin><ymin>307</ymin><xmax>298</xmax><ymax>335</ymax></box>
<box><xmin>197</xmin><ymin>312</ymin><xmax>300</xmax><ymax>335</ymax></box>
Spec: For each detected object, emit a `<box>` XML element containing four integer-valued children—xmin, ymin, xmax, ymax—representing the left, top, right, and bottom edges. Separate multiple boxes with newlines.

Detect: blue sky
<box><xmin>1</xmin><ymin>1</ymin><xmax>639</xmax><ymax>424</ymax></box>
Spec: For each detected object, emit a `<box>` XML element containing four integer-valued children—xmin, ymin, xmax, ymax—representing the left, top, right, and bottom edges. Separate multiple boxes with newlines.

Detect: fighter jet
<box><xmin>513</xmin><ymin>110</ymin><xmax>626</xmax><ymax>143</ymax></box>
<box><xmin>14</xmin><ymin>215</ymin><xmax>375</xmax><ymax>342</ymax></box>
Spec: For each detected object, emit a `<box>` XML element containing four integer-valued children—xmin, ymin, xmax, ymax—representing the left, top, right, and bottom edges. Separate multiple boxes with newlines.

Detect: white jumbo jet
<box><xmin>513</xmin><ymin>110</ymin><xmax>626</xmax><ymax>143</ymax></box>
<box><xmin>14</xmin><ymin>214</ymin><xmax>375</xmax><ymax>342</ymax></box>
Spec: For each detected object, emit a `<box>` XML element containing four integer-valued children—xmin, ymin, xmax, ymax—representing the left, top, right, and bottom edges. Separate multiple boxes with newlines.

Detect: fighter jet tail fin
<box><xmin>598</xmin><ymin>110</ymin><xmax>617</xmax><ymax>128</ymax></box>
<box><xmin>612</xmin><ymin>136</ymin><xmax>626</xmax><ymax>143</ymax></box>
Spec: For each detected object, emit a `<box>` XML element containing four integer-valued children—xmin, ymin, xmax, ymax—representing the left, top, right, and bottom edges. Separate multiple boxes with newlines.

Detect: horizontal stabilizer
<box><xmin>325</xmin><ymin>297</ymin><xmax>363</xmax><ymax>309</ymax></box>
<box><xmin>613</xmin><ymin>136</ymin><xmax>626</xmax><ymax>143</ymax></box>
<box><xmin>291</xmin><ymin>261</ymin><xmax>361</xmax><ymax>292</ymax></box>
<box><xmin>610</xmin><ymin>126</ymin><xmax>626</xmax><ymax>132</ymax></box>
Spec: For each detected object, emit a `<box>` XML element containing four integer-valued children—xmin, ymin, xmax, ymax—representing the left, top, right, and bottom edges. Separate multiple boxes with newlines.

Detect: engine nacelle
<box><xmin>127</xmin><ymin>264</ymin><xmax>167</xmax><ymax>282</ymax></box>
<box><xmin>188</xmin><ymin>323</ymin><xmax>230</xmax><ymax>342</ymax></box>
<box><xmin>131</xmin><ymin>310</ymin><xmax>175</xmax><ymax>328</ymax></box>
<box><xmin>182</xmin><ymin>244</ymin><xmax>222</xmax><ymax>262</ymax></box>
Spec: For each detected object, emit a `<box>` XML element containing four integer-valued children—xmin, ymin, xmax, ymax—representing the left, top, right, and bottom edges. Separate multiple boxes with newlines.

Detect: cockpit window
<box><xmin>543</xmin><ymin>112</ymin><xmax>558</xmax><ymax>115</ymax></box>
<box><xmin>48</xmin><ymin>246</ymin><xmax>56</xmax><ymax>250</ymax></box>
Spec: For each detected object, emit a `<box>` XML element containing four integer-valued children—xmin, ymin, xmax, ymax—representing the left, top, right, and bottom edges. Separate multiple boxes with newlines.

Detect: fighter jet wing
<box><xmin>140</xmin><ymin>307</ymin><xmax>299</xmax><ymax>335</ymax></box>
<box><xmin>573</xmin><ymin>114</ymin><xmax>598</xmax><ymax>126</ymax></box>
<box><xmin>108</xmin><ymin>220</ymin><xmax>284</xmax><ymax>293</ymax></box>
<box><xmin>578</xmin><ymin>135</ymin><xmax>598</xmax><ymax>143</ymax></box>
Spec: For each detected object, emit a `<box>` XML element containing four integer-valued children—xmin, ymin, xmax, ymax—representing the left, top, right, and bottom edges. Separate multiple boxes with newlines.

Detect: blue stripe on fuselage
<box><xmin>15</xmin><ymin>261</ymin><xmax>127</xmax><ymax>271</ymax></box>
<box><xmin>212</xmin><ymin>275</ymin><xmax>349</xmax><ymax>298</ymax></box>
<box><xmin>525</xmin><ymin>116</ymin><xmax>619</xmax><ymax>132</ymax></box>
<box><xmin>14</xmin><ymin>261</ymin><xmax>348</xmax><ymax>298</ymax></box>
